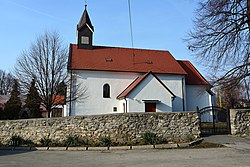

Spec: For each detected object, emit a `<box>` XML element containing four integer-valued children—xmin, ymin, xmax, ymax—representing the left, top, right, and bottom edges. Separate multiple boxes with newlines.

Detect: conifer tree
<box><xmin>56</xmin><ymin>81</ymin><xmax>66</xmax><ymax>96</ymax></box>
<box><xmin>24</xmin><ymin>78</ymin><xmax>42</xmax><ymax>118</ymax></box>
<box><xmin>4</xmin><ymin>79</ymin><xmax>22</xmax><ymax>120</ymax></box>
<box><xmin>0</xmin><ymin>108</ymin><xmax>3</xmax><ymax>120</ymax></box>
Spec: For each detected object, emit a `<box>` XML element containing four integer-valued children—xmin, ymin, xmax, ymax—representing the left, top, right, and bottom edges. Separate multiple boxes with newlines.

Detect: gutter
<box><xmin>182</xmin><ymin>78</ymin><xmax>185</xmax><ymax>111</ymax></box>
<box><xmin>69</xmin><ymin>70</ymin><xmax>73</xmax><ymax>116</ymax></box>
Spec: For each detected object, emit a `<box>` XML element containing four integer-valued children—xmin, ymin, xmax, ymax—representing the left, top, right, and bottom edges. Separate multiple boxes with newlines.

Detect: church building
<box><xmin>65</xmin><ymin>5</ymin><xmax>215</xmax><ymax>116</ymax></box>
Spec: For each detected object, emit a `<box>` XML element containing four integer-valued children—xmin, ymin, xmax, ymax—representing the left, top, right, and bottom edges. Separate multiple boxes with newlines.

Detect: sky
<box><xmin>0</xmin><ymin>0</ymin><xmax>203</xmax><ymax>75</ymax></box>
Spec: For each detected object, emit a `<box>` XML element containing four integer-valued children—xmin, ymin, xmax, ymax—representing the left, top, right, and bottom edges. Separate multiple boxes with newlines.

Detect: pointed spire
<box><xmin>77</xmin><ymin>2</ymin><xmax>94</xmax><ymax>49</ymax></box>
<box><xmin>77</xmin><ymin>3</ymin><xmax>94</xmax><ymax>32</ymax></box>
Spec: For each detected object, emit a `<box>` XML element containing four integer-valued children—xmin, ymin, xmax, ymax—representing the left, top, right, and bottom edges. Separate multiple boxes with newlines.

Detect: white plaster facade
<box><xmin>186</xmin><ymin>85</ymin><xmax>215</xmax><ymax>111</ymax></box>
<box><xmin>126</xmin><ymin>73</ymin><xmax>175</xmax><ymax>113</ymax></box>
<box><xmin>64</xmin><ymin>70</ymin><xmax>216</xmax><ymax>116</ymax></box>
<box><xmin>65</xmin><ymin>70</ymin><xmax>189</xmax><ymax>116</ymax></box>
<box><xmin>185</xmin><ymin>85</ymin><xmax>215</xmax><ymax>122</ymax></box>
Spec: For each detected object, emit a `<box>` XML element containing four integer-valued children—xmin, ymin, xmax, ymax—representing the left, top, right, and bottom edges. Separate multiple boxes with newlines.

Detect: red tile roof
<box><xmin>117</xmin><ymin>71</ymin><xmax>175</xmax><ymax>99</ymax></box>
<box><xmin>68</xmin><ymin>44</ymin><xmax>187</xmax><ymax>75</ymax></box>
<box><xmin>52</xmin><ymin>95</ymin><xmax>65</xmax><ymax>105</ymax></box>
<box><xmin>177</xmin><ymin>60</ymin><xmax>210</xmax><ymax>86</ymax></box>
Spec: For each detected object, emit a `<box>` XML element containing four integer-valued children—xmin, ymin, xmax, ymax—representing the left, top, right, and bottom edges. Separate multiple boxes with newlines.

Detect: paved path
<box><xmin>204</xmin><ymin>135</ymin><xmax>250</xmax><ymax>151</ymax></box>
<box><xmin>0</xmin><ymin>147</ymin><xmax>250</xmax><ymax>167</ymax></box>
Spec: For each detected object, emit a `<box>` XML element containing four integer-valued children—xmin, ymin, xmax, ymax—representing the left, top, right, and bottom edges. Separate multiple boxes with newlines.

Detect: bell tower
<box><xmin>77</xmin><ymin>4</ymin><xmax>94</xmax><ymax>49</ymax></box>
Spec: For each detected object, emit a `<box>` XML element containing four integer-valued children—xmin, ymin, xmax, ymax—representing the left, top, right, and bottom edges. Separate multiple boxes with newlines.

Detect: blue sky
<box><xmin>0</xmin><ymin>0</ymin><xmax>202</xmax><ymax>75</ymax></box>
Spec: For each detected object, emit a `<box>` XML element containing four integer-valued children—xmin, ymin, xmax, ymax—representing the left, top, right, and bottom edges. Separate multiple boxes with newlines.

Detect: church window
<box><xmin>103</xmin><ymin>84</ymin><xmax>110</xmax><ymax>98</ymax></box>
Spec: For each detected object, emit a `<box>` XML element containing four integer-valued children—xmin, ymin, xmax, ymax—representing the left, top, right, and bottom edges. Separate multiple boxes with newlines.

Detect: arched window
<box><xmin>103</xmin><ymin>84</ymin><xmax>110</xmax><ymax>98</ymax></box>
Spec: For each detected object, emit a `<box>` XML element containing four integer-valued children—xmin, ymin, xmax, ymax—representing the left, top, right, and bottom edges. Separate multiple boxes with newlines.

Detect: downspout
<box><xmin>125</xmin><ymin>98</ymin><xmax>128</xmax><ymax>113</ymax></box>
<box><xmin>69</xmin><ymin>70</ymin><xmax>73</xmax><ymax>116</ymax></box>
<box><xmin>182</xmin><ymin>78</ymin><xmax>185</xmax><ymax>111</ymax></box>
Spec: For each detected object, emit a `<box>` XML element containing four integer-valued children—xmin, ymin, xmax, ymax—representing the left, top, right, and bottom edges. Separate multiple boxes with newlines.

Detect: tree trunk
<box><xmin>47</xmin><ymin>108</ymin><xmax>51</xmax><ymax>118</ymax></box>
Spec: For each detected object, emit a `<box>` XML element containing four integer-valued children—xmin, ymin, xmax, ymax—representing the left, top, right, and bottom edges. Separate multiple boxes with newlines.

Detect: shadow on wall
<box><xmin>172</xmin><ymin>96</ymin><xmax>184</xmax><ymax>112</ymax></box>
<box><xmin>157</xmin><ymin>103</ymin><xmax>172</xmax><ymax>112</ymax></box>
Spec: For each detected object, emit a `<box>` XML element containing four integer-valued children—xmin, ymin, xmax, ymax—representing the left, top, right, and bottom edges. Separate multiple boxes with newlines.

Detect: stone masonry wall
<box><xmin>230</xmin><ymin>109</ymin><xmax>250</xmax><ymax>136</ymax></box>
<box><xmin>0</xmin><ymin>112</ymin><xmax>200</xmax><ymax>145</ymax></box>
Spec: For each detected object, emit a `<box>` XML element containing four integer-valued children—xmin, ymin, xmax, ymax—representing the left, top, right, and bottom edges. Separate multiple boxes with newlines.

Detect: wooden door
<box><xmin>145</xmin><ymin>103</ymin><xmax>156</xmax><ymax>112</ymax></box>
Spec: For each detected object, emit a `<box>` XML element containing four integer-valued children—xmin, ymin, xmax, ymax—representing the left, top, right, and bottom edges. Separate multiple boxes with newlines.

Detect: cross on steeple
<box><xmin>84</xmin><ymin>0</ymin><xmax>87</xmax><ymax>9</ymax></box>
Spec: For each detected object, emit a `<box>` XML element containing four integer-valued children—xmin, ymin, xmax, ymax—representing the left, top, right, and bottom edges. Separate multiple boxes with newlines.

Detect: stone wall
<box><xmin>0</xmin><ymin>112</ymin><xmax>200</xmax><ymax>145</ymax></box>
<box><xmin>230</xmin><ymin>109</ymin><xmax>250</xmax><ymax>136</ymax></box>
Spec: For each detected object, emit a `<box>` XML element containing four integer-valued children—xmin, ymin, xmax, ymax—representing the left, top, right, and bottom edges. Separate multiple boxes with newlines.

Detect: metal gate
<box><xmin>199</xmin><ymin>106</ymin><xmax>231</xmax><ymax>135</ymax></box>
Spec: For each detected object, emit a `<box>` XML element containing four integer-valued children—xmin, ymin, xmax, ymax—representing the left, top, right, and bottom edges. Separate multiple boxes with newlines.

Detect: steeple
<box><xmin>77</xmin><ymin>4</ymin><xmax>94</xmax><ymax>49</ymax></box>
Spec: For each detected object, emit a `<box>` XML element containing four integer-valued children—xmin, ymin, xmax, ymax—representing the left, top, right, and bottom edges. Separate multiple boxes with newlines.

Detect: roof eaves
<box><xmin>67</xmin><ymin>44</ymin><xmax>73</xmax><ymax>70</ymax></box>
<box><xmin>206</xmin><ymin>89</ymin><xmax>215</xmax><ymax>96</ymax></box>
<box><xmin>188</xmin><ymin>61</ymin><xmax>211</xmax><ymax>86</ymax></box>
<box><xmin>86</xmin><ymin>23</ymin><xmax>94</xmax><ymax>32</ymax></box>
<box><xmin>68</xmin><ymin>68</ymin><xmax>187</xmax><ymax>75</ymax></box>
<box><xmin>178</xmin><ymin>60</ymin><xmax>211</xmax><ymax>86</ymax></box>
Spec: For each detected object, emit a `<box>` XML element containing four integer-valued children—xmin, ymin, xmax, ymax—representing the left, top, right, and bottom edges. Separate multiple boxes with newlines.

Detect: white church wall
<box><xmin>157</xmin><ymin>74</ymin><xmax>186</xmax><ymax>111</ymax></box>
<box><xmin>127</xmin><ymin>74</ymin><xmax>173</xmax><ymax>112</ymax></box>
<box><xmin>68</xmin><ymin>70</ymin><xmax>140</xmax><ymax>115</ymax></box>
<box><xmin>186</xmin><ymin>85</ymin><xmax>214</xmax><ymax>111</ymax></box>
<box><xmin>67</xmin><ymin>70</ymin><xmax>186</xmax><ymax>116</ymax></box>
<box><xmin>64</xmin><ymin>104</ymin><xmax>69</xmax><ymax>117</ymax></box>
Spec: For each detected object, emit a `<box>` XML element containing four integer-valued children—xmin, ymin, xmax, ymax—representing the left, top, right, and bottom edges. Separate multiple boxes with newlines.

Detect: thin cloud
<box><xmin>4</xmin><ymin>0</ymin><xmax>65</xmax><ymax>21</ymax></box>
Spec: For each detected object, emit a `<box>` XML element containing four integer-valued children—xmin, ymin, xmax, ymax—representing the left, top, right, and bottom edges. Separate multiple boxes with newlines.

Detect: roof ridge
<box><xmin>71</xmin><ymin>44</ymin><xmax>169</xmax><ymax>52</ymax></box>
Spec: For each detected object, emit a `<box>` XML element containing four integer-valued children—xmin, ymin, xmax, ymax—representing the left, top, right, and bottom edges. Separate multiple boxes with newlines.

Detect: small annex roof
<box><xmin>177</xmin><ymin>60</ymin><xmax>211</xmax><ymax>86</ymax></box>
<box><xmin>68</xmin><ymin>44</ymin><xmax>187</xmax><ymax>75</ymax></box>
<box><xmin>117</xmin><ymin>71</ymin><xmax>175</xmax><ymax>99</ymax></box>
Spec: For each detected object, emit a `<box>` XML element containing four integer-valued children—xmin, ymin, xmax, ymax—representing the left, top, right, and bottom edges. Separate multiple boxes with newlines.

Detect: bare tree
<box><xmin>215</xmin><ymin>82</ymin><xmax>247</xmax><ymax>108</ymax></box>
<box><xmin>15</xmin><ymin>31</ymin><xmax>85</xmax><ymax>117</ymax></box>
<box><xmin>0</xmin><ymin>70</ymin><xmax>14</xmax><ymax>95</ymax></box>
<box><xmin>186</xmin><ymin>0</ymin><xmax>250</xmax><ymax>95</ymax></box>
